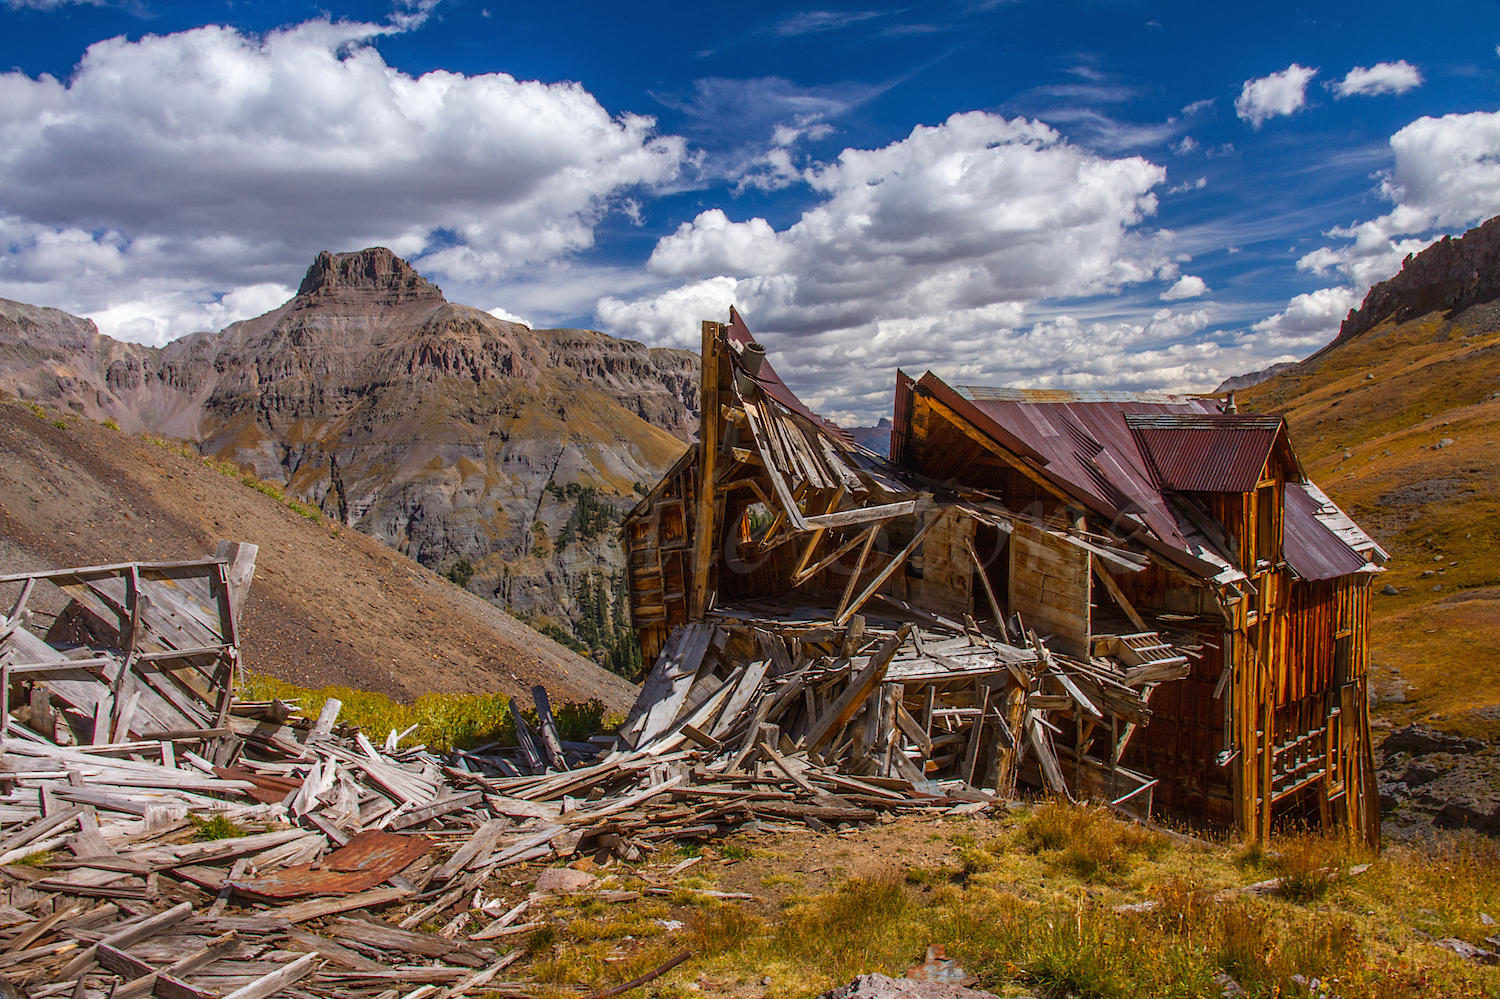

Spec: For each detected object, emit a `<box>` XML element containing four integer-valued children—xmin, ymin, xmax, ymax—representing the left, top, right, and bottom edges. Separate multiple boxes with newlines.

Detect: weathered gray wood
<box><xmin>308</xmin><ymin>698</ymin><xmax>342</xmax><ymax>743</ymax></box>
<box><xmin>531</xmin><ymin>686</ymin><xmax>566</xmax><ymax>770</ymax></box>
<box><xmin>430</xmin><ymin>819</ymin><xmax>508</xmax><ymax>883</ymax></box>
<box><xmin>219</xmin><ymin>951</ymin><xmax>318</xmax><ymax>999</ymax></box>
<box><xmin>806</xmin><ymin>626</ymin><xmax>910</xmax><ymax>751</ymax></box>
<box><xmin>275</xmin><ymin>886</ymin><xmax>413</xmax><ymax>924</ymax></box>
<box><xmin>385</xmin><ymin>790</ymin><xmax>484</xmax><ymax>831</ymax></box>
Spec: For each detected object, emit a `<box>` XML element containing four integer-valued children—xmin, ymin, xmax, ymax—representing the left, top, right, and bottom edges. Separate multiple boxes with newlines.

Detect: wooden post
<box><xmin>690</xmin><ymin>321</ymin><xmax>722</xmax><ymax>619</ymax></box>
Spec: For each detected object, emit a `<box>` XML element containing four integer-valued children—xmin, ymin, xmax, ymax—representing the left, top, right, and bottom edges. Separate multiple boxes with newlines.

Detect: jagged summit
<box><xmin>293</xmin><ymin>247</ymin><xmax>445</xmax><ymax>307</ymax></box>
<box><xmin>1332</xmin><ymin>214</ymin><xmax>1500</xmax><ymax>350</ymax></box>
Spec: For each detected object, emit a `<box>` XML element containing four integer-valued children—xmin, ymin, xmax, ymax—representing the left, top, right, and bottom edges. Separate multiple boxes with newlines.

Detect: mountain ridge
<box><xmin>0</xmin><ymin>248</ymin><xmax>699</xmax><ymax>662</ymax></box>
<box><xmin>1236</xmin><ymin>214</ymin><xmax>1500</xmax><ymax>739</ymax></box>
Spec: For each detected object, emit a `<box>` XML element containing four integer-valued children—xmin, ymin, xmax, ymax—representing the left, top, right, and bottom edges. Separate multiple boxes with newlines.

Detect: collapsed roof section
<box><xmin>895</xmin><ymin>373</ymin><xmax>1384</xmax><ymax>588</ymax></box>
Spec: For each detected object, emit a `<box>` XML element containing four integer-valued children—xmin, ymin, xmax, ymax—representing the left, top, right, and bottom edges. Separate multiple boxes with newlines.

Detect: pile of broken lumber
<box><xmin>0</xmin><ymin>549</ymin><xmax>986</xmax><ymax>999</ymax></box>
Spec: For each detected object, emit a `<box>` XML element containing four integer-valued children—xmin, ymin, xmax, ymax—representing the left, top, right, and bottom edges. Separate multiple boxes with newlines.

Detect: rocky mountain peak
<box><xmin>1332</xmin><ymin>214</ymin><xmax>1500</xmax><ymax>349</ymax></box>
<box><xmin>293</xmin><ymin>247</ymin><xmax>446</xmax><ymax>308</ymax></box>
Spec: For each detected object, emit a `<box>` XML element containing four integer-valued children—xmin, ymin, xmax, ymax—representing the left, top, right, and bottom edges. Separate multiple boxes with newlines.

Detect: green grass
<box><xmin>189</xmin><ymin>814</ymin><xmax>245</xmax><ymax>841</ymax></box>
<box><xmin>240</xmin><ymin>670</ymin><xmax>616</xmax><ymax>751</ymax></box>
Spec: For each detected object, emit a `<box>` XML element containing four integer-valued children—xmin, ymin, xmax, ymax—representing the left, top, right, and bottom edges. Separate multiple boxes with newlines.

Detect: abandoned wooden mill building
<box><xmin>622</xmin><ymin>309</ymin><xmax>1387</xmax><ymax>844</ymax></box>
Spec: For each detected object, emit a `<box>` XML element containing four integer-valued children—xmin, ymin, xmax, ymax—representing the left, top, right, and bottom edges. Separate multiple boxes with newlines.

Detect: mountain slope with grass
<box><xmin>1236</xmin><ymin>214</ymin><xmax>1500</xmax><ymax>741</ymax></box>
<box><xmin>0</xmin><ymin>248</ymin><xmax>697</xmax><ymax>666</ymax></box>
<box><xmin>0</xmin><ymin>397</ymin><xmax>638</xmax><ymax>710</ymax></box>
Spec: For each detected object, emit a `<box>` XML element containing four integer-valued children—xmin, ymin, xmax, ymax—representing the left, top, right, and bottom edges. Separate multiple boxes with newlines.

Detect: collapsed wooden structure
<box><xmin>0</xmin><ymin>542</ymin><xmax>1019</xmax><ymax>999</ymax></box>
<box><xmin>623</xmin><ymin>309</ymin><xmax>1386</xmax><ymax>844</ymax></box>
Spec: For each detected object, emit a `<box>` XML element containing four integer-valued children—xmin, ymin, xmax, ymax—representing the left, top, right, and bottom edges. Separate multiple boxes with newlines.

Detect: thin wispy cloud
<box><xmin>773</xmin><ymin>9</ymin><xmax>884</xmax><ymax>37</ymax></box>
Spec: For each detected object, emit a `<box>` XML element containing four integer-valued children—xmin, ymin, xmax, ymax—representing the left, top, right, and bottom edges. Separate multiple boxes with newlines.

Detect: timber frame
<box><xmin>622</xmin><ymin>310</ymin><xmax>1386</xmax><ymax>845</ymax></box>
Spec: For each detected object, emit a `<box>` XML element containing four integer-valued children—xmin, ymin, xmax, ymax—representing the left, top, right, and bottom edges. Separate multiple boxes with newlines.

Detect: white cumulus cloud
<box><xmin>1161</xmin><ymin>275</ymin><xmax>1208</xmax><ymax>300</ymax></box>
<box><xmin>0</xmin><ymin>18</ymin><xmax>687</xmax><ymax>343</ymax></box>
<box><xmin>1274</xmin><ymin>106</ymin><xmax>1500</xmax><ymax>320</ymax></box>
<box><xmin>1251</xmin><ymin>286</ymin><xmax>1357</xmax><ymax>349</ymax></box>
<box><xmin>1333</xmin><ymin>61</ymin><xmax>1423</xmax><ymax>98</ymax></box>
<box><xmin>1235</xmin><ymin>64</ymin><xmax>1318</xmax><ymax>128</ymax></box>
<box><xmin>595</xmin><ymin>111</ymin><xmax>1210</xmax><ymax>421</ymax></box>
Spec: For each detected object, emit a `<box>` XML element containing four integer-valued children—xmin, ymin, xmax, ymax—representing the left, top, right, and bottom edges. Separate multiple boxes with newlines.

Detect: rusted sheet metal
<box><xmin>1126</xmin><ymin>413</ymin><xmax>1283</xmax><ymax>493</ymax></box>
<box><xmin>726</xmin><ymin>307</ymin><xmax>853</xmax><ymax>444</ymax></box>
<box><xmin>214</xmin><ymin>766</ymin><xmax>302</xmax><ymax>804</ymax></box>
<box><xmin>1283</xmin><ymin>481</ymin><xmax>1371</xmax><ymax>580</ymax></box>
<box><xmin>227</xmin><ymin>830</ymin><xmax>432</xmax><ymax>900</ymax></box>
<box><xmin>944</xmin><ymin>379</ymin><xmax>1214</xmax><ymax>556</ymax></box>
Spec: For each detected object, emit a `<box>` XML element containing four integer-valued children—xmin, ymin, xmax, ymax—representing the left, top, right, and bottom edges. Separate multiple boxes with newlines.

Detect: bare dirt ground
<box><xmin>0</xmin><ymin>401</ymin><xmax>638</xmax><ymax>709</ymax></box>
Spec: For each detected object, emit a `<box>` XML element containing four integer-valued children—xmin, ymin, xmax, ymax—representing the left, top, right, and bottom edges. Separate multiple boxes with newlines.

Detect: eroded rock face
<box><xmin>1336</xmin><ymin>214</ymin><xmax>1500</xmax><ymax>348</ymax></box>
<box><xmin>295</xmin><ymin>247</ymin><xmax>445</xmax><ymax>306</ymax></box>
<box><xmin>0</xmin><ymin>248</ymin><xmax>699</xmax><ymax>643</ymax></box>
<box><xmin>1378</xmin><ymin>724</ymin><xmax>1500</xmax><ymax>838</ymax></box>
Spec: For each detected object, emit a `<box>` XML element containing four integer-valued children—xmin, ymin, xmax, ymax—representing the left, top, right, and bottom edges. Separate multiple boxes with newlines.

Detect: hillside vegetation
<box><xmin>1238</xmin><ymin>298</ymin><xmax>1500</xmax><ymax>738</ymax></box>
<box><xmin>0</xmin><ymin>398</ymin><xmax>638</xmax><ymax>709</ymax></box>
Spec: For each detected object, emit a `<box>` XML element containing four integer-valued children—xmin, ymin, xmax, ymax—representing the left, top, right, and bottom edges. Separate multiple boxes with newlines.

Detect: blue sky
<box><xmin>1</xmin><ymin>0</ymin><xmax>1497</xmax><ymax>422</ymax></box>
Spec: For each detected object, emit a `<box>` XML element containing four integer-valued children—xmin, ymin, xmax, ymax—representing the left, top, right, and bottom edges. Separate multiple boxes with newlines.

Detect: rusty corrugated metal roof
<box><xmin>1125</xmin><ymin>414</ymin><xmax>1283</xmax><ymax>493</ymax></box>
<box><xmin>1283</xmin><ymin>481</ymin><xmax>1372</xmax><ymax>580</ymax></box>
<box><xmin>938</xmin><ymin>380</ymin><xmax>1221</xmax><ymax>575</ymax></box>
<box><xmin>227</xmin><ymin>830</ymin><xmax>433</xmax><ymax>900</ymax></box>
<box><xmin>912</xmin><ymin>377</ymin><xmax>1372</xmax><ymax>584</ymax></box>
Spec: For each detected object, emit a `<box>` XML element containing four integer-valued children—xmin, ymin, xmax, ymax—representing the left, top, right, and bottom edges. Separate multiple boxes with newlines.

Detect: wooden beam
<box><xmin>966</xmin><ymin>536</ymin><xmax>1010</xmax><ymax>643</ymax></box>
<box><xmin>791</xmin><ymin>485</ymin><xmax>847</xmax><ymax>580</ymax></box>
<box><xmin>833</xmin><ymin>524</ymin><xmax>880</xmax><ymax>623</ymax></box>
<box><xmin>690</xmin><ymin>320</ymin><xmax>722</xmax><ymax>619</ymax></box>
<box><xmin>793</xmin><ymin>524</ymin><xmax>878</xmax><ymax>588</ymax></box>
<box><xmin>806</xmin><ymin>625</ymin><xmax>910</xmax><ymax>751</ymax></box>
<box><xmin>1091</xmin><ymin>558</ymin><xmax>1150</xmax><ymax>633</ymax></box>
<box><xmin>804</xmin><ymin>499</ymin><xmax>921</xmax><ymax>530</ymax></box>
<box><xmin>835</xmin><ymin>512</ymin><xmax>942</xmax><ymax>627</ymax></box>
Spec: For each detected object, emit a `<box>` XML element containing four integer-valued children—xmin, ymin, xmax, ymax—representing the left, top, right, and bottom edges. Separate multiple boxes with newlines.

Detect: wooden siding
<box><xmin>1009</xmin><ymin>523</ymin><xmax>1090</xmax><ymax>658</ymax></box>
<box><xmin>899</xmin><ymin>507</ymin><xmax>975</xmax><ymax>620</ymax></box>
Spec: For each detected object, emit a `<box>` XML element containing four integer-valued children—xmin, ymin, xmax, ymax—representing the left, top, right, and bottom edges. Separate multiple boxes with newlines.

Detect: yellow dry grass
<box><xmin>509</xmin><ymin>802</ymin><xmax>1500</xmax><ymax>999</ymax></box>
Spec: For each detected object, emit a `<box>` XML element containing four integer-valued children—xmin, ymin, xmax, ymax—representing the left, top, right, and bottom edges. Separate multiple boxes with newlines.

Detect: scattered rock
<box><xmin>1400</xmin><ymin>764</ymin><xmax>1444</xmax><ymax>787</ymax></box>
<box><xmin>906</xmin><ymin>945</ymin><xmax>972</xmax><ymax>984</ymax></box>
<box><xmin>1212</xmin><ymin>972</ymin><xmax>1248</xmax><ymax>998</ymax></box>
<box><xmin>1383</xmin><ymin>725</ymin><xmax>1486</xmax><ymax>756</ymax></box>
<box><xmin>816</xmin><ymin>974</ymin><xmax>1001</xmax><ymax>999</ymax></box>
<box><xmin>1435</xmin><ymin>438</ymin><xmax>1455</xmax><ymax>449</ymax></box>
<box><xmin>1382</xmin><ymin>584</ymin><xmax>1400</xmax><ymax>595</ymax></box>
<box><xmin>1433</xmin><ymin>938</ymin><xmax>1500</xmax><ymax>965</ymax></box>
<box><xmin>535</xmin><ymin>867</ymin><xmax>597</xmax><ymax>893</ymax></box>
<box><xmin>1483</xmin><ymin>913</ymin><xmax>1496</xmax><ymax>926</ymax></box>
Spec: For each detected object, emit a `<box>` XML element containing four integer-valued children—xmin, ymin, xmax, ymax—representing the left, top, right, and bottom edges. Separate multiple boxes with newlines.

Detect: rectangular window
<box><xmin>1255</xmin><ymin>486</ymin><xmax>1277</xmax><ymax>565</ymax></box>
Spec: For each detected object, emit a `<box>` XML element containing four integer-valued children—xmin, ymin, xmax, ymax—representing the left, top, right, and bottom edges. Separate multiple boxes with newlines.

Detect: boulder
<box><xmin>535</xmin><ymin>867</ymin><xmax>597</xmax><ymax>893</ymax></box>
<box><xmin>815</xmin><ymin>974</ymin><xmax>1005</xmax><ymax>999</ymax></box>
<box><xmin>1382</xmin><ymin>725</ymin><xmax>1485</xmax><ymax>756</ymax></box>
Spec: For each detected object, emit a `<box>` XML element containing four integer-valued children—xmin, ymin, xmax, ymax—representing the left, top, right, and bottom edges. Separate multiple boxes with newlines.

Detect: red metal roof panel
<box><xmin>1283</xmin><ymin>482</ymin><xmax>1371</xmax><ymax>580</ymax></box>
<box><xmin>726</xmin><ymin>308</ymin><xmax>852</xmax><ymax>443</ymax></box>
<box><xmin>1125</xmin><ymin>414</ymin><xmax>1284</xmax><ymax>493</ymax></box>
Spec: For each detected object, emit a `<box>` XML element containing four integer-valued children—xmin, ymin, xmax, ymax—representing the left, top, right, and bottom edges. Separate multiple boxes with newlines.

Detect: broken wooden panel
<box><xmin>892</xmin><ymin>507</ymin><xmax>975</xmax><ymax>621</ymax></box>
<box><xmin>1008</xmin><ymin>523</ymin><xmax>1090</xmax><ymax>659</ymax></box>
